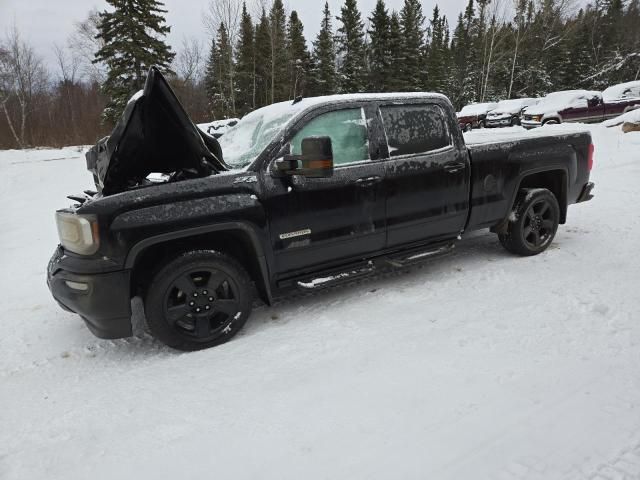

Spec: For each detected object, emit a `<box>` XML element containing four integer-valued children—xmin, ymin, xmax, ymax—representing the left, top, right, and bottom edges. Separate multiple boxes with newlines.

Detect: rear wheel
<box><xmin>498</xmin><ymin>189</ymin><xmax>560</xmax><ymax>256</ymax></box>
<box><xmin>144</xmin><ymin>250</ymin><xmax>252</xmax><ymax>351</ymax></box>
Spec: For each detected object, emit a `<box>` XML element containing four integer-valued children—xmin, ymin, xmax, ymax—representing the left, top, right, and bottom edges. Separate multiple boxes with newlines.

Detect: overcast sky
<box><xmin>1</xmin><ymin>0</ymin><xmax>481</xmax><ymax>73</ymax></box>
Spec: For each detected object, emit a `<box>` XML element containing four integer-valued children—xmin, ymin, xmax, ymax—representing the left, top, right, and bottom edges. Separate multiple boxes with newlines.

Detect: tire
<box><xmin>144</xmin><ymin>250</ymin><xmax>253</xmax><ymax>351</ymax></box>
<box><xmin>464</xmin><ymin>123</ymin><xmax>472</xmax><ymax>132</ymax></box>
<box><xmin>498</xmin><ymin>189</ymin><xmax>560</xmax><ymax>256</ymax></box>
<box><xmin>543</xmin><ymin>119</ymin><xmax>560</xmax><ymax>125</ymax></box>
<box><xmin>479</xmin><ymin>120</ymin><xmax>486</xmax><ymax>129</ymax></box>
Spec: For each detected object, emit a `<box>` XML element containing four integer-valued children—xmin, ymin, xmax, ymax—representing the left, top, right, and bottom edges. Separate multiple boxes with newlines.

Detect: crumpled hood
<box><xmin>86</xmin><ymin>67</ymin><xmax>228</xmax><ymax>196</ymax></box>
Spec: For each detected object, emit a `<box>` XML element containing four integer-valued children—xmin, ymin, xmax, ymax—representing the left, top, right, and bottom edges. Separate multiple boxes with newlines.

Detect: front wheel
<box><xmin>144</xmin><ymin>250</ymin><xmax>253</xmax><ymax>351</ymax></box>
<box><xmin>498</xmin><ymin>189</ymin><xmax>560</xmax><ymax>256</ymax></box>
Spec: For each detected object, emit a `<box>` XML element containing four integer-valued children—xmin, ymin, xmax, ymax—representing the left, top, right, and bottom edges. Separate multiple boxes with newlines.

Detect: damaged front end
<box><xmin>86</xmin><ymin>67</ymin><xmax>229</xmax><ymax>196</ymax></box>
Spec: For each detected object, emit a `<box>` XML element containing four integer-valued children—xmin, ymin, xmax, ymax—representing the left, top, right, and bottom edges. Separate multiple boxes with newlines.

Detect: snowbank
<box><xmin>2</xmin><ymin>125</ymin><xmax>640</xmax><ymax>479</ymax></box>
<box><xmin>602</xmin><ymin>107</ymin><xmax>640</xmax><ymax>127</ymax></box>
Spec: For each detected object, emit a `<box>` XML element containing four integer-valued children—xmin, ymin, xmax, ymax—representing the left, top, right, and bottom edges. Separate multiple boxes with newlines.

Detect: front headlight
<box><xmin>55</xmin><ymin>212</ymin><xmax>100</xmax><ymax>255</ymax></box>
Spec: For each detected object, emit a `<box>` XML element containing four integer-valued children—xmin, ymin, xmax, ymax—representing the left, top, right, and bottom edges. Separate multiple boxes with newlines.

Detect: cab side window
<box><xmin>380</xmin><ymin>104</ymin><xmax>450</xmax><ymax>157</ymax></box>
<box><xmin>291</xmin><ymin>108</ymin><xmax>370</xmax><ymax>166</ymax></box>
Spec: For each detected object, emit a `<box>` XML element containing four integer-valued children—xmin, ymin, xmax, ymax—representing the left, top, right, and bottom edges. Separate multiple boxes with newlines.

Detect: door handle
<box><xmin>355</xmin><ymin>175</ymin><xmax>382</xmax><ymax>187</ymax></box>
<box><xmin>443</xmin><ymin>162</ymin><xmax>465</xmax><ymax>174</ymax></box>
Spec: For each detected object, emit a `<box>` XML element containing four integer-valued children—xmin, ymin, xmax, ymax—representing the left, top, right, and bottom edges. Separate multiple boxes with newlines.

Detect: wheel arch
<box><xmin>542</xmin><ymin>115</ymin><xmax>562</xmax><ymax>124</ymax></box>
<box><xmin>126</xmin><ymin>223</ymin><xmax>273</xmax><ymax>305</ymax></box>
<box><xmin>515</xmin><ymin>168</ymin><xmax>568</xmax><ymax>223</ymax></box>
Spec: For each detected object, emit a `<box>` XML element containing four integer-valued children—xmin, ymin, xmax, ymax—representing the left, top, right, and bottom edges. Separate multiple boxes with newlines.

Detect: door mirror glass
<box><xmin>298</xmin><ymin>136</ymin><xmax>334</xmax><ymax>178</ymax></box>
<box><xmin>275</xmin><ymin>136</ymin><xmax>334</xmax><ymax>178</ymax></box>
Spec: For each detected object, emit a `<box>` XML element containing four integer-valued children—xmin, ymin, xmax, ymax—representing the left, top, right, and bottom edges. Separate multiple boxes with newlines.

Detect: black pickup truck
<box><xmin>47</xmin><ymin>68</ymin><xmax>595</xmax><ymax>351</ymax></box>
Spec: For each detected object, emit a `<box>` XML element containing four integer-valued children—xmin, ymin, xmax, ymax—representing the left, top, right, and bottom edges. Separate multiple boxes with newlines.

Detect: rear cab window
<box><xmin>379</xmin><ymin>104</ymin><xmax>451</xmax><ymax>157</ymax></box>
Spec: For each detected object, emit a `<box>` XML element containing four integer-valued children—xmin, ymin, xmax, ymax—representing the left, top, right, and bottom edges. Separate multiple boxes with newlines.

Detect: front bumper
<box><xmin>485</xmin><ymin>117</ymin><xmax>513</xmax><ymax>128</ymax></box>
<box><xmin>47</xmin><ymin>247</ymin><xmax>133</xmax><ymax>339</ymax></box>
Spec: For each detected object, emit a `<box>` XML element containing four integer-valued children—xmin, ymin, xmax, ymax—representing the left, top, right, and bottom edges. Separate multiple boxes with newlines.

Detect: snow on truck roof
<box><xmin>240</xmin><ymin>92</ymin><xmax>448</xmax><ymax>122</ymax></box>
<box><xmin>602</xmin><ymin>81</ymin><xmax>640</xmax><ymax>102</ymax></box>
<box><xmin>219</xmin><ymin>93</ymin><xmax>447</xmax><ymax>169</ymax></box>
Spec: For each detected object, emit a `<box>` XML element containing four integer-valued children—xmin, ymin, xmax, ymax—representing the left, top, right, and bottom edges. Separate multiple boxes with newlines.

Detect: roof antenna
<box><xmin>292</xmin><ymin>96</ymin><xmax>303</xmax><ymax>105</ymax></box>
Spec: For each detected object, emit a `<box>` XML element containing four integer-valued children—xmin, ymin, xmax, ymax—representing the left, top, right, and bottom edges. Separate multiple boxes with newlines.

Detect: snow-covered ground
<box><xmin>1</xmin><ymin>126</ymin><xmax>640</xmax><ymax>480</ymax></box>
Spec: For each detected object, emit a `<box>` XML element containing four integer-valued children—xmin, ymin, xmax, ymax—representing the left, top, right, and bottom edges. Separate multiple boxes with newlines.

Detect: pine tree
<box><xmin>336</xmin><ymin>0</ymin><xmax>367</xmax><ymax>93</ymax></box>
<box><xmin>399</xmin><ymin>0</ymin><xmax>426</xmax><ymax>91</ymax></box>
<box><xmin>204</xmin><ymin>37</ymin><xmax>217</xmax><ymax>114</ymax></box>
<box><xmin>425</xmin><ymin>7</ymin><xmax>452</xmax><ymax>95</ymax></box>
<box><xmin>235</xmin><ymin>2</ymin><xmax>255</xmax><ymax>115</ymax></box>
<box><xmin>386</xmin><ymin>11</ymin><xmax>404</xmax><ymax>92</ymax></box>
<box><xmin>94</xmin><ymin>0</ymin><xmax>175</xmax><ymax>124</ymax></box>
<box><xmin>205</xmin><ymin>22</ymin><xmax>234</xmax><ymax>118</ymax></box>
<box><xmin>367</xmin><ymin>0</ymin><xmax>392</xmax><ymax>92</ymax></box>
<box><xmin>287</xmin><ymin>11</ymin><xmax>312</xmax><ymax>99</ymax></box>
<box><xmin>254</xmin><ymin>9</ymin><xmax>271</xmax><ymax>107</ymax></box>
<box><xmin>310</xmin><ymin>2</ymin><xmax>337</xmax><ymax>96</ymax></box>
<box><xmin>449</xmin><ymin>0</ymin><xmax>478</xmax><ymax>108</ymax></box>
<box><xmin>269</xmin><ymin>0</ymin><xmax>288</xmax><ymax>103</ymax></box>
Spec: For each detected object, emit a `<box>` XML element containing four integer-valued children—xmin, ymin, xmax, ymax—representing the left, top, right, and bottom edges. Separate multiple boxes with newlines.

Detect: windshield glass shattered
<box><xmin>218</xmin><ymin>102</ymin><xmax>302</xmax><ymax>168</ymax></box>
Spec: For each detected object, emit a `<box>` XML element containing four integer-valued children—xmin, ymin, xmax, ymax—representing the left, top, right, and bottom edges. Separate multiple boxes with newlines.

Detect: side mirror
<box><xmin>298</xmin><ymin>136</ymin><xmax>333</xmax><ymax>178</ymax></box>
<box><xmin>275</xmin><ymin>136</ymin><xmax>334</xmax><ymax>178</ymax></box>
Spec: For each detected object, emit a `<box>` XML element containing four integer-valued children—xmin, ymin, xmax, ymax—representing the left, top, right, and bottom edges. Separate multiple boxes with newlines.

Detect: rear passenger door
<box><xmin>379</xmin><ymin>102</ymin><xmax>470</xmax><ymax>248</ymax></box>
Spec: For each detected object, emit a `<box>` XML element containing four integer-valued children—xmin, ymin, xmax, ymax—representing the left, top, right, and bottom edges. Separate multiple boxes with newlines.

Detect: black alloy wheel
<box><xmin>521</xmin><ymin>198</ymin><xmax>556</xmax><ymax>250</ymax></box>
<box><xmin>499</xmin><ymin>189</ymin><xmax>560</xmax><ymax>256</ymax></box>
<box><xmin>145</xmin><ymin>250</ymin><xmax>252</xmax><ymax>350</ymax></box>
<box><xmin>165</xmin><ymin>269</ymin><xmax>241</xmax><ymax>339</ymax></box>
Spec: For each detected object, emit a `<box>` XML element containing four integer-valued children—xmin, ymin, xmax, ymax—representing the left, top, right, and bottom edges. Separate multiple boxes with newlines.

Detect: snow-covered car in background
<box><xmin>457</xmin><ymin>102</ymin><xmax>498</xmax><ymax>131</ymax></box>
<box><xmin>197</xmin><ymin>118</ymin><xmax>240</xmax><ymax>138</ymax></box>
<box><xmin>522</xmin><ymin>90</ymin><xmax>602</xmax><ymax>128</ymax></box>
<box><xmin>485</xmin><ymin>98</ymin><xmax>538</xmax><ymax>128</ymax></box>
<box><xmin>522</xmin><ymin>85</ymin><xmax>640</xmax><ymax>129</ymax></box>
<box><xmin>602</xmin><ymin>80</ymin><xmax>640</xmax><ymax>117</ymax></box>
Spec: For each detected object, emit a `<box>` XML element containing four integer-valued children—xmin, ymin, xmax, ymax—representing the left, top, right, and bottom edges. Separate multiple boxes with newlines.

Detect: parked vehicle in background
<box><xmin>523</xmin><ymin>85</ymin><xmax>640</xmax><ymax>128</ymax></box>
<box><xmin>197</xmin><ymin>118</ymin><xmax>240</xmax><ymax>138</ymax></box>
<box><xmin>47</xmin><ymin>68</ymin><xmax>595</xmax><ymax>351</ymax></box>
<box><xmin>602</xmin><ymin>80</ymin><xmax>640</xmax><ymax>117</ymax></box>
<box><xmin>522</xmin><ymin>90</ymin><xmax>602</xmax><ymax>128</ymax></box>
<box><xmin>485</xmin><ymin>98</ymin><xmax>538</xmax><ymax>128</ymax></box>
<box><xmin>457</xmin><ymin>102</ymin><xmax>498</xmax><ymax>131</ymax></box>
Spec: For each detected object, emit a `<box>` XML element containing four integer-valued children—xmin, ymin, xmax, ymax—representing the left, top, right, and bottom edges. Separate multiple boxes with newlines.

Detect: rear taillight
<box><xmin>588</xmin><ymin>143</ymin><xmax>594</xmax><ymax>171</ymax></box>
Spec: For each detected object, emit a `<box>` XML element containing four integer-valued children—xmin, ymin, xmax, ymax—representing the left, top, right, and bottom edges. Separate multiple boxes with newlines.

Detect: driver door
<box><xmin>262</xmin><ymin>105</ymin><xmax>386</xmax><ymax>277</ymax></box>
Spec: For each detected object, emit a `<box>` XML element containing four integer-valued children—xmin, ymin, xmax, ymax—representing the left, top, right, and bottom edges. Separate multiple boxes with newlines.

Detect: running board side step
<box><xmin>293</xmin><ymin>243</ymin><xmax>455</xmax><ymax>291</ymax></box>
<box><xmin>384</xmin><ymin>243</ymin><xmax>455</xmax><ymax>268</ymax></box>
<box><xmin>296</xmin><ymin>263</ymin><xmax>375</xmax><ymax>290</ymax></box>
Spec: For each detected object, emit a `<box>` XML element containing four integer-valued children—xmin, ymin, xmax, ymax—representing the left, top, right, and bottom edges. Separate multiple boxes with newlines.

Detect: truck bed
<box><xmin>463</xmin><ymin>126</ymin><xmax>593</xmax><ymax>231</ymax></box>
